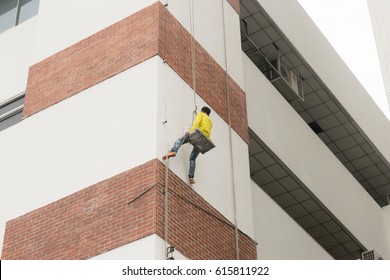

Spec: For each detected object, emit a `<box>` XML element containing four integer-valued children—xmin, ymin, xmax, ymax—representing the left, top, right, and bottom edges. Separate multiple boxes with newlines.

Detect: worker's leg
<box><xmin>163</xmin><ymin>135</ymin><xmax>189</xmax><ymax>160</ymax></box>
<box><xmin>188</xmin><ymin>147</ymin><xmax>200</xmax><ymax>179</ymax></box>
<box><xmin>171</xmin><ymin>135</ymin><xmax>188</xmax><ymax>153</ymax></box>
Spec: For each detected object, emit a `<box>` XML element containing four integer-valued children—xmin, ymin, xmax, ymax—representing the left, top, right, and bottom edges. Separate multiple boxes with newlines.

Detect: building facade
<box><xmin>0</xmin><ymin>0</ymin><xmax>389</xmax><ymax>260</ymax></box>
<box><xmin>367</xmin><ymin>0</ymin><xmax>390</xmax><ymax>112</ymax></box>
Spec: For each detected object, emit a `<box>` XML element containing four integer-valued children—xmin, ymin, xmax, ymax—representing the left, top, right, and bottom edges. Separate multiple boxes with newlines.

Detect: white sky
<box><xmin>297</xmin><ymin>0</ymin><xmax>390</xmax><ymax>120</ymax></box>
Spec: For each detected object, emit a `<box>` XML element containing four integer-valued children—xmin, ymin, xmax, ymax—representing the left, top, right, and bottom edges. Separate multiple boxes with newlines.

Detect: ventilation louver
<box><xmin>361</xmin><ymin>249</ymin><xmax>383</xmax><ymax>260</ymax></box>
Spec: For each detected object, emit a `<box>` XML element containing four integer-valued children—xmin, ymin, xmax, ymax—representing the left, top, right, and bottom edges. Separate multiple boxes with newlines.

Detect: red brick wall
<box><xmin>2</xmin><ymin>159</ymin><xmax>257</xmax><ymax>259</ymax></box>
<box><xmin>24</xmin><ymin>3</ymin><xmax>160</xmax><ymax>118</ymax></box>
<box><xmin>24</xmin><ymin>2</ymin><xmax>248</xmax><ymax>143</ymax></box>
<box><xmin>155</xmin><ymin>160</ymin><xmax>257</xmax><ymax>260</ymax></box>
<box><xmin>227</xmin><ymin>0</ymin><xmax>240</xmax><ymax>14</ymax></box>
<box><xmin>1</xmin><ymin>161</ymin><xmax>159</xmax><ymax>260</ymax></box>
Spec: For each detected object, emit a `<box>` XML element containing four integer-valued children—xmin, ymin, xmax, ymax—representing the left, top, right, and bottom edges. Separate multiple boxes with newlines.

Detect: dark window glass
<box><xmin>0</xmin><ymin>94</ymin><xmax>24</xmax><ymax>132</ymax></box>
<box><xmin>18</xmin><ymin>0</ymin><xmax>40</xmax><ymax>24</ymax></box>
<box><xmin>0</xmin><ymin>95</ymin><xmax>24</xmax><ymax>115</ymax></box>
<box><xmin>0</xmin><ymin>111</ymin><xmax>23</xmax><ymax>132</ymax></box>
<box><xmin>0</xmin><ymin>0</ymin><xmax>40</xmax><ymax>33</ymax></box>
<box><xmin>0</xmin><ymin>0</ymin><xmax>17</xmax><ymax>33</ymax></box>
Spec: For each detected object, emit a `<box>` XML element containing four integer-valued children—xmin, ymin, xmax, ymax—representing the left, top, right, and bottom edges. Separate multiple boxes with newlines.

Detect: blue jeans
<box><xmin>171</xmin><ymin>136</ymin><xmax>200</xmax><ymax>178</ymax></box>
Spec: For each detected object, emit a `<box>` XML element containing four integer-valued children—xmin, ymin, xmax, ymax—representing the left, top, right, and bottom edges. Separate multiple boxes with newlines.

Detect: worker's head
<box><xmin>201</xmin><ymin>106</ymin><xmax>211</xmax><ymax>116</ymax></box>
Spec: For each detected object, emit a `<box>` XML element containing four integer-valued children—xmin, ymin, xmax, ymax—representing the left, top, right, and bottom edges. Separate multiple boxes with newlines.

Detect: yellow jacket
<box><xmin>189</xmin><ymin>112</ymin><xmax>213</xmax><ymax>138</ymax></box>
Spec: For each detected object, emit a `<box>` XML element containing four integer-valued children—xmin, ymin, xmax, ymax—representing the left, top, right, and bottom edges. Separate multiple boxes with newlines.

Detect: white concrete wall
<box><xmin>243</xmin><ymin>53</ymin><xmax>390</xmax><ymax>259</ymax></box>
<box><xmin>1</xmin><ymin>0</ymin><xmax>245</xmax><ymax>115</ymax></box>
<box><xmin>251</xmin><ymin>181</ymin><xmax>332</xmax><ymax>259</ymax></box>
<box><xmin>0</xmin><ymin>0</ymin><xmax>158</xmax><ymax>103</ymax></box>
<box><xmin>255</xmin><ymin>0</ymin><xmax>390</xmax><ymax>163</ymax></box>
<box><xmin>0</xmin><ymin>17</ymin><xmax>37</xmax><ymax>102</ymax></box>
<box><xmin>1</xmin><ymin>0</ymin><xmax>245</xmax><ymax>112</ymax></box>
<box><xmin>0</xmin><ymin>53</ymin><xmax>255</xmax><ymax>254</ymax></box>
<box><xmin>0</xmin><ymin>57</ymin><xmax>160</xmax><ymax>252</ymax></box>
<box><xmin>90</xmin><ymin>234</ymin><xmax>188</xmax><ymax>260</ymax></box>
<box><xmin>159</xmin><ymin>0</ymin><xmax>254</xmax><ymax>237</ymax></box>
<box><xmin>383</xmin><ymin>205</ymin><xmax>390</xmax><ymax>258</ymax></box>
<box><xmin>368</xmin><ymin>0</ymin><xmax>390</xmax><ymax>112</ymax></box>
<box><xmin>31</xmin><ymin>0</ymin><xmax>157</xmax><ymax>64</ymax></box>
<box><xmin>1</xmin><ymin>0</ymin><xmax>254</xmax><ymax>257</ymax></box>
<box><xmin>157</xmin><ymin>58</ymin><xmax>255</xmax><ymax>238</ymax></box>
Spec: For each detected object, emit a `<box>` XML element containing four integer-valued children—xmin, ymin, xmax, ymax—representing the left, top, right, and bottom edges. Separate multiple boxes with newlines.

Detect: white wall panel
<box><xmin>255</xmin><ymin>0</ymin><xmax>390</xmax><ymax>163</ymax></box>
<box><xmin>222</xmin><ymin>0</ymin><xmax>245</xmax><ymax>88</ymax></box>
<box><xmin>90</xmin><ymin>234</ymin><xmax>188</xmax><ymax>260</ymax></box>
<box><xmin>32</xmin><ymin>0</ymin><xmax>157</xmax><ymax>64</ymax></box>
<box><xmin>0</xmin><ymin>18</ymin><xmax>37</xmax><ymax>102</ymax></box>
<box><xmin>0</xmin><ymin>57</ymin><xmax>160</xmax><ymax>251</ymax></box>
<box><xmin>367</xmin><ymin>0</ymin><xmax>390</xmax><ymax>112</ymax></box>
<box><xmin>243</xmin><ymin>53</ymin><xmax>390</xmax><ymax>259</ymax></box>
<box><xmin>383</xmin><ymin>206</ymin><xmax>390</xmax><ymax>258</ymax></box>
<box><xmin>252</xmin><ymin>180</ymin><xmax>332</xmax><ymax>259</ymax></box>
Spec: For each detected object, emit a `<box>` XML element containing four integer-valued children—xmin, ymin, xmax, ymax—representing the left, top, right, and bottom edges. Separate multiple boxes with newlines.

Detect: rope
<box><xmin>160</xmin><ymin>0</ymin><xmax>240</xmax><ymax>260</ymax></box>
<box><xmin>161</xmin><ymin>25</ymin><xmax>171</xmax><ymax>258</ymax></box>
<box><xmin>221</xmin><ymin>0</ymin><xmax>240</xmax><ymax>260</ymax></box>
<box><xmin>190</xmin><ymin>0</ymin><xmax>198</xmax><ymax>122</ymax></box>
<box><xmin>160</xmin><ymin>0</ymin><xmax>198</xmax><ymax>259</ymax></box>
<box><xmin>127</xmin><ymin>183</ymin><xmax>161</xmax><ymax>205</ymax></box>
<box><xmin>163</xmin><ymin>152</ymin><xmax>170</xmax><ymax>258</ymax></box>
<box><xmin>169</xmin><ymin>188</ymin><xmax>243</xmax><ymax>233</ymax></box>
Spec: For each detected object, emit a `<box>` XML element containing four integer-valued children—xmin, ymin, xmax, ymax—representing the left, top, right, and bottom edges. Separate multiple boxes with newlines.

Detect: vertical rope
<box><xmin>162</xmin><ymin>0</ymin><xmax>240</xmax><ymax>260</ymax></box>
<box><xmin>162</xmin><ymin>27</ymin><xmax>171</xmax><ymax>258</ymax></box>
<box><xmin>221</xmin><ymin>0</ymin><xmax>240</xmax><ymax>260</ymax></box>
<box><xmin>161</xmin><ymin>0</ymin><xmax>198</xmax><ymax>259</ymax></box>
<box><xmin>163</xmin><ymin>155</ymin><xmax>170</xmax><ymax>258</ymax></box>
<box><xmin>190</xmin><ymin>0</ymin><xmax>198</xmax><ymax>122</ymax></box>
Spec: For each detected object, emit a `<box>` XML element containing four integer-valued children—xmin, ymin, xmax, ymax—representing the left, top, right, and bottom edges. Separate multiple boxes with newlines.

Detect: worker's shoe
<box><xmin>162</xmin><ymin>151</ymin><xmax>176</xmax><ymax>160</ymax></box>
<box><xmin>189</xmin><ymin>178</ymin><xmax>195</xmax><ymax>184</ymax></box>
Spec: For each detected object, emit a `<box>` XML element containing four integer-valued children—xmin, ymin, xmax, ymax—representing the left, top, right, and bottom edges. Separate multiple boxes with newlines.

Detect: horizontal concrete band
<box><xmin>1</xmin><ymin>159</ymin><xmax>257</xmax><ymax>260</ymax></box>
<box><xmin>24</xmin><ymin>1</ymin><xmax>248</xmax><ymax>143</ymax></box>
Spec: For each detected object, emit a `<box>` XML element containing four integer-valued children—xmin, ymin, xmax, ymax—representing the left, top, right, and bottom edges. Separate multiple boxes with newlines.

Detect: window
<box><xmin>0</xmin><ymin>92</ymin><xmax>24</xmax><ymax>132</ymax></box>
<box><xmin>0</xmin><ymin>0</ymin><xmax>40</xmax><ymax>33</ymax></box>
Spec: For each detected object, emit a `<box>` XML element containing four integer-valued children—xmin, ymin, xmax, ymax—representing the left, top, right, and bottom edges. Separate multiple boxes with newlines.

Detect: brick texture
<box><xmin>23</xmin><ymin>4</ymin><xmax>160</xmax><ymax>118</ymax></box>
<box><xmin>24</xmin><ymin>2</ymin><xmax>248</xmax><ymax>143</ymax></box>
<box><xmin>2</xmin><ymin>161</ymin><xmax>159</xmax><ymax>260</ymax></box>
<box><xmin>227</xmin><ymin>0</ymin><xmax>240</xmax><ymax>14</ymax></box>
<box><xmin>155</xmin><ymin>160</ymin><xmax>257</xmax><ymax>260</ymax></box>
<box><xmin>2</xmin><ymin>159</ymin><xmax>257</xmax><ymax>260</ymax></box>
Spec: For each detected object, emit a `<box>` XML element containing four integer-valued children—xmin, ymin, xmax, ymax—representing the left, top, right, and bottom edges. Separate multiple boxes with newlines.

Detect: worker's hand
<box><xmin>185</xmin><ymin>131</ymin><xmax>190</xmax><ymax>138</ymax></box>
